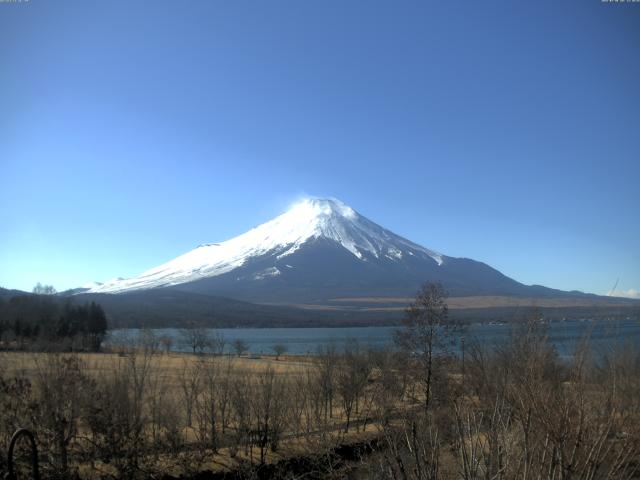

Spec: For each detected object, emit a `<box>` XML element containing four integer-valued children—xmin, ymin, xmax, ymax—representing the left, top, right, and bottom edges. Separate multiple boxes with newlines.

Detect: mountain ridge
<box><xmin>77</xmin><ymin>198</ymin><xmax>617</xmax><ymax>306</ymax></box>
<box><xmin>87</xmin><ymin>198</ymin><xmax>445</xmax><ymax>294</ymax></box>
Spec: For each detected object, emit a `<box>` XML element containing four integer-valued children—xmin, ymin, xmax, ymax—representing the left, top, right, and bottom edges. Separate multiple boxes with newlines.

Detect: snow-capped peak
<box><xmin>87</xmin><ymin>197</ymin><xmax>443</xmax><ymax>294</ymax></box>
<box><xmin>291</xmin><ymin>198</ymin><xmax>357</xmax><ymax>219</ymax></box>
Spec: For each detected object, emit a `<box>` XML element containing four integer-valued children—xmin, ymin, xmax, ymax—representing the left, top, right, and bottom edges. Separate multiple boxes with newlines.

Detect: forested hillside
<box><xmin>0</xmin><ymin>290</ymin><xmax>107</xmax><ymax>350</ymax></box>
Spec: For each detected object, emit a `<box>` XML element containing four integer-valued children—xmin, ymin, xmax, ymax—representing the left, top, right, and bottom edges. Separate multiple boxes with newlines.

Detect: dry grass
<box><xmin>1</xmin><ymin>351</ymin><xmax>312</xmax><ymax>379</ymax></box>
<box><xmin>3</xmin><ymin>327</ymin><xmax>637</xmax><ymax>480</ymax></box>
<box><xmin>0</xmin><ymin>350</ymin><xmax>382</xmax><ymax>478</ymax></box>
<box><xmin>325</xmin><ymin>295</ymin><xmax>639</xmax><ymax>309</ymax></box>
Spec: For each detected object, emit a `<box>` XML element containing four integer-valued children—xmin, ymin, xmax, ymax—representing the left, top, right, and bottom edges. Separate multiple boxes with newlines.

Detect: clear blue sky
<box><xmin>1</xmin><ymin>0</ymin><xmax>639</xmax><ymax>297</ymax></box>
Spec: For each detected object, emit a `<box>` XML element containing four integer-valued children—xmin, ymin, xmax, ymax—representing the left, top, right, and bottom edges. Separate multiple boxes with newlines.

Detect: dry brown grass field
<box><xmin>0</xmin><ymin>348</ymin><xmax>393</xmax><ymax>479</ymax></box>
<box><xmin>1</xmin><ymin>351</ymin><xmax>314</xmax><ymax>380</ymax></box>
<box><xmin>326</xmin><ymin>295</ymin><xmax>639</xmax><ymax>309</ymax></box>
<box><xmin>1</xmin><ymin>318</ymin><xmax>639</xmax><ymax>480</ymax></box>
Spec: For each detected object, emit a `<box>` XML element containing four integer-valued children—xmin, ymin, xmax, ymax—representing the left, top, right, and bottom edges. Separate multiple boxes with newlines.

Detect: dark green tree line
<box><xmin>0</xmin><ymin>290</ymin><xmax>107</xmax><ymax>350</ymax></box>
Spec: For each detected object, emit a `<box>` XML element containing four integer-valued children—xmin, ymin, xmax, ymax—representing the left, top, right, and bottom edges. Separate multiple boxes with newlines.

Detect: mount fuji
<box><xmin>83</xmin><ymin>198</ymin><xmax>583</xmax><ymax>303</ymax></box>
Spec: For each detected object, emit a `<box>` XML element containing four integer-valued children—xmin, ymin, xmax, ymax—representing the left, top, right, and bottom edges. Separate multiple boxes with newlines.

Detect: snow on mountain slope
<box><xmin>88</xmin><ymin>198</ymin><xmax>443</xmax><ymax>294</ymax></box>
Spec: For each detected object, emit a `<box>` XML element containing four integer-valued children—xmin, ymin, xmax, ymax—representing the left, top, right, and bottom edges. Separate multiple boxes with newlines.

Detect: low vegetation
<box><xmin>0</xmin><ymin>284</ymin><xmax>638</xmax><ymax>479</ymax></box>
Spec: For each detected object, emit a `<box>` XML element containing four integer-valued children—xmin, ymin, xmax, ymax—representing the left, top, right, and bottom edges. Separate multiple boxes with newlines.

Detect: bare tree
<box><xmin>139</xmin><ymin>328</ymin><xmax>160</xmax><ymax>354</ymax></box>
<box><xmin>85</xmin><ymin>348</ymin><xmax>155</xmax><ymax>478</ymax></box>
<box><xmin>146</xmin><ymin>354</ymin><xmax>170</xmax><ymax>452</ymax></box>
<box><xmin>272</xmin><ymin>343</ymin><xmax>287</xmax><ymax>360</ymax></box>
<box><xmin>179</xmin><ymin>359</ymin><xmax>202</xmax><ymax>428</ymax></box>
<box><xmin>194</xmin><ymin>357</ymin><xmax>220</xmax><ymax>452</ymax></box>
<box><xmin>451</xmin><ymin>319</ymin><xmax>640</xmax><ymax>480</ymax></box>
<box><xmin>395</xmin><ymin>282</ymin><xmax>459</xmax><ymax>413</ymax></box>
<box><xmin>180</xmin><ymin>327</ymin><xmax>211</xmax><ymax>355</ymax></box>
<box><xmin>0</xmin><ymin>360</ymin><xmax>34</xmax><ymax>475</ymax></box>
<box><xmin>217</xmin><ymin>356</ymin><xmax>235</xmax><ymax>435</ymax></box>
<box><xmin>336</xmin><ymin>341</ymin><xmax>371</xmax><ymax>432</ymax></box>
<box><xmin>210</xmin><ymin>331</ymin><xmax>226</xmax><ymax>355</ymax></box>
<box><xmin>32</xmin><ymin>282</ymin><xmax>57</xmax><ymax>295</ymax></box>
<box><xmin>251</xmin><ymin>367</ymin><xmax>287</xmax><ymax>464</ymax></box>
<box><xmin>316</xmin><ymin>343</ymin><xmax>338</xmax><ymax>423</ymax></box>
<box><xmin>232</xmin><ymin>339</ymin><xmax>249</xmax><ymax>357</ymax></box>
<box><xmin>229</xmin><ymin>373</ymin><xmax>252</xmax><ymax>457</ymax></box>
<box><xmin>32</xmin><ymin>354</ymin><xmax>89</xmax><ymax>477</ymax></box>
<box><xmin>159</xmin><ymin>335</ymin><xmax>173</xmax><ymax>354</ymax></box>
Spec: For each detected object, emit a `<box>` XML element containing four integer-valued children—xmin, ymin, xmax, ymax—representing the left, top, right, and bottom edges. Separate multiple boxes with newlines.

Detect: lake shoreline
<box><xmin>106</xmin><ymin>318</ymin><xmax>640</xmax><ymax>356</ymax></box>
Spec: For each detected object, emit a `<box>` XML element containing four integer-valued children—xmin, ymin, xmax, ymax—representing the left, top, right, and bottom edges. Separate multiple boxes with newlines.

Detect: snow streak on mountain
<box><xmin>89</xmin><ymin>198</ymin><xmax>444</xmax><ymax>294</ymax></box>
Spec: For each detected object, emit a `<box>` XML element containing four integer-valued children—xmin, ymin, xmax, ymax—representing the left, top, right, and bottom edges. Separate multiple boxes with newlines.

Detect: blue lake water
<box><xmin>107</xmin><ymin>318</ymin><xmax>640</xmax><ymax>357</ymax></box>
